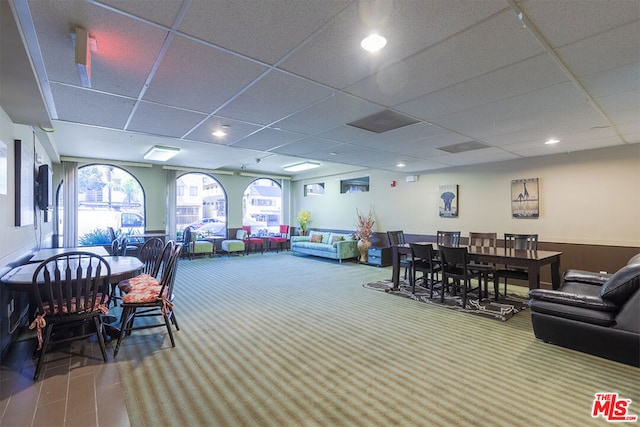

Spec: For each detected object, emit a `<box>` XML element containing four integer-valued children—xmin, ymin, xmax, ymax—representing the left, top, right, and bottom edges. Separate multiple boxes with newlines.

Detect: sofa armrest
<box><xmin>529</xmin><ymin>289</ymin><xmax>618</xmax><ymax>312</ymax></box>
<box><xmin>335</xmin><ymin>239</ymin><xmax>358</xmax><ymax>259</ymax></box>
<box><xmin>563</xmin><ymin>269</ymin><xmax>611</xmax><ymax>285</ymax></box>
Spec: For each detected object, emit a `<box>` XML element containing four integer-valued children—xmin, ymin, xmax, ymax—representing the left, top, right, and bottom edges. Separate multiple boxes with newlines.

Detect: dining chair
<box><xmin>409</xmin><ymin>243</ymin><xmax>442</xmax><ymax>297</ymax></box>
<box><xmin>242</xmin><ymin>226</ymin><xmax>264</xmax><ymax>254</ymax></box>
<box><xmin>387</xmin><ymin>230</ymin><xmax>412</xmax><ymax>280</ymax></box>
<box><xmin>114</xmin><ymin>242</ymin><xmax>182</xmax><ymax>357</ymax></box>
<box><xmin>268</xmin><ymin>225</ymin><xmax>290</xmax><ymax>252</ymax></box>
<box><xmin>436</xmin><ymin>230</ymin><xmax>461</xmax><ymax>247</ymax></box>
<box><xmin>117</xmin><ymin>240</ymin><xmax>175</xmax><ymax>296</ymax></box>
<box><xmin>30</xmin><ymin>252</ymin><xmax>111</xmax><ymax>380</ymax></box>
<box><xmin>439</xmin><ymin>245</ymin><xmax>485</xmax><ymax>308</ymax></box>
<box><xmin>468</xmin><ymin>232</ymin><xmax>498</xmax><ymax>299</ymax></box>
<box><xmin>493</xmin><ymin>233</ymin><xmax>538</xmax><ymax>297</ymax></box>
<box><xmin>137</xmin><ymin>237</ymin><xmax>166</xmax><ymax>275</ymax></box>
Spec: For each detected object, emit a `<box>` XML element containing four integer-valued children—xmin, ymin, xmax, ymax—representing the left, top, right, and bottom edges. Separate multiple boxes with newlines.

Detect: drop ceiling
<box><xmin>1</xmin><ymin>0</ymin><xmax>638</xmax><ymax>179</ymax></box>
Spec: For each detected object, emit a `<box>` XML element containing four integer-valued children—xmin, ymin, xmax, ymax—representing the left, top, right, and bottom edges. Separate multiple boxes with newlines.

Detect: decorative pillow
<box><xmin>330</xmin><ymin>234</ymin><xmax>344</xmax><ymax>244</ymax></box>
<box><xmin>310</xmin><ymin>233</ymin><xmax>323</xmax><ymax>243</ymax></box>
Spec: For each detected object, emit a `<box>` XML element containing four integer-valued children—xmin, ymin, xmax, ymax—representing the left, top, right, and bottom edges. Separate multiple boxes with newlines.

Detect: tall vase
<box><xmin>357</xmin><ymin>239</ymin><xmax>371</xmax><ymax>263</ymax></box>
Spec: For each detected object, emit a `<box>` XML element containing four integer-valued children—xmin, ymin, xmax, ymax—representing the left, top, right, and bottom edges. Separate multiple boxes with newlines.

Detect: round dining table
<box><xmin>1</xmin><ymin>256</ymin><xmax>143</xmax><ymax>290</ymax></box>
<box><xmin>1</xmin><ymin>256</ymin><xmax>143</xmax><ymax>339</ymax></box>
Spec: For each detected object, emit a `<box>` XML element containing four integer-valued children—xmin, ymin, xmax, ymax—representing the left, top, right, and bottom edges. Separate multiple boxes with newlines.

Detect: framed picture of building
<box><xmin>511</xmin><ymin>178</ymin><xmax>539</xmax><ymax>218</ymax></box>
<box><xmin>439</xmin><ymin>184</ymin><xmax>458</xmax><ymax>218</ymax></box>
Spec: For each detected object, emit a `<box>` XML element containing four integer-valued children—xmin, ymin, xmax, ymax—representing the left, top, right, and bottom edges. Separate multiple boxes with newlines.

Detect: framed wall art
<box><xmin>511</xmin><ymin>178</ymin><xmax>539</xmax><ymax>218</ymax></box>
<box><xmin>439</xmin><ymin>184</ymin><xmax>458</xmax><ymax>218</ymax></box>
<box><xmin>14</xmin><ymin>139</ymin><xmax>35</xmax><ymax>226</ymax></box>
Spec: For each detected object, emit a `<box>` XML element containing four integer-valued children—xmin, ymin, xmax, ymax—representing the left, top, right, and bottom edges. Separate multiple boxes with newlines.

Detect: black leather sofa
<box><xmin>528</xmin><ymin>254</ymin><xmax>640</xmax><ymax>367</ymax></box>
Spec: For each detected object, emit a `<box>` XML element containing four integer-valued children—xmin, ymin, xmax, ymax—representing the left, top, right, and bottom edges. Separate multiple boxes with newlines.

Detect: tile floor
<box><xmin>0</xmin><ymin>329</ymin><xmax>130</xmax><ymax>427</ymax></box>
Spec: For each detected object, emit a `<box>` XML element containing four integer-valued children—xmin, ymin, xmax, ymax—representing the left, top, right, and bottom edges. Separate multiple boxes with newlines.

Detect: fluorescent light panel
<box><xmin>144</xmin><ymin>145</ymin><xmax>180</xmax><ymax>161</ymax></box>
<box><xmin>283</xmin><ymin>161</ymin><xmax>320</xmax><ymax>172</ymax></box>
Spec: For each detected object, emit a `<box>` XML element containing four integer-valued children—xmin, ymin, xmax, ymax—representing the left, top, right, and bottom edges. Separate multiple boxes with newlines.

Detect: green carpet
<box><xmin>115</xmin><ymin>253</ymin><xmax>640</xmax><ymax>426</ymax></box>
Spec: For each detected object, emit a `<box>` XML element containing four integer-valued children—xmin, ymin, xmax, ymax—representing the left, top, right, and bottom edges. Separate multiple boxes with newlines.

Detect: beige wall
<box><xmin>291</xmin><ymin>144</ymin><xmax>640</xmax><ymax>247</ymax></box>
<box><xmin>0</xmin><ymin>108</ymin><xmax>54</xmax><ymax>264</ymax></box>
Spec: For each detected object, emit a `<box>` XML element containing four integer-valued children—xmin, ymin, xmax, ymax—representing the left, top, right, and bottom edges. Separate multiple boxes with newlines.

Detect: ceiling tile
<box><xmin>216</xmin><ymin>70</ymin><xmax>334</xmax><ymax>125</ymax></box>
<box><xmin>275</xmin><ymin>93</ymin><xmax>381</xmax><ymax>135</ymax></box>
<box><xmin>143</xmin><ymin>34</ymin><xmax>267</xmax><ymax>113</ymax></box>
<box><xmin>345</xmin><ymin>9</ymin><xmax>545</xmax><ymax>106</ymax></box>
<box><xmin>179</xmin><ymin>0</ymin><xmax>351</xmax><ymax>64</ymax></box>
<box><xmin>186</xmin><ymin>116</ymin><xmax>263</xmax><ymax>145</ymax></box>
<box><xmin>230</xmin><ymin>128</ymin><xmax>302</xmax><ymax>151</ymax></box>
<box><xmin>127</xmin><ymin>102</ymin><xmax>208</xmax><ymax>138</ymax></box>
<box><xmin>51</xmin><ymin>84</ymin><xmax>135</xmax><ymax>128</ymax></box>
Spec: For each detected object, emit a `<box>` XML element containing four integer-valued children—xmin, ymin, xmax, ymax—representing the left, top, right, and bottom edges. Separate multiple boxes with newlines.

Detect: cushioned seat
<box><xmin>221</xmin><ymin>229</ymin><xmax>247</xmax><ymax>256</ymax></box>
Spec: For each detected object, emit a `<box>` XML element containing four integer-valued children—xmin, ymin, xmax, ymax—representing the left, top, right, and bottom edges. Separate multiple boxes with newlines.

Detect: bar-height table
<box><xmin>391</xmin><ymin>244</ymin><xmax>562</xmax><ymax>291</ymax></box>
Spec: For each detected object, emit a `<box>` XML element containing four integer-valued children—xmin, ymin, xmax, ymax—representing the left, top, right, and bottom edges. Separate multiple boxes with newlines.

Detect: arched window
<box><xmin>76</xmin><ymin>165</ymin><xmax>145</xmax><ymax>246</ymax></box>
<box><xmin>176</xmin><ymin>173</ymin><xmax>227</xmax><ymax>239</ymax></box>
<box><xmin>242</xmin><ymin>178</ymin><xmax>282</xmax><ymax>236</ymax></box>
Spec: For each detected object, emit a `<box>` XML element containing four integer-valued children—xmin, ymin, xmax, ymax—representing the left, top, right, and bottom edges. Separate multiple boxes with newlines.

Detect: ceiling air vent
<box><xmin>436</xmin><ymin>141</ymin><xmax>490</xmax><ymax>154</ymax></box>
<box><xmin>346</xmin><ymin>109</ymin><xmax>419</xmax><ymax>133</ymax></box>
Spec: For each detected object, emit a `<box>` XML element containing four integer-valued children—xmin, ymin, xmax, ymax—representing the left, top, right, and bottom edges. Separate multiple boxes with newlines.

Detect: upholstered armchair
<box><xmin>528</xmin><ymin>254</ymin><xmax>640</xmax><ymax>366</ymax></box>
<box><xmin>182</xmin><ymin>227</ymin><xmax>214</xmax><ymax>259</ymax></box>
<box><xmin>220</xmin><ymin>229</ymin><xmax>246</xmax><ymax>256</ymax></box>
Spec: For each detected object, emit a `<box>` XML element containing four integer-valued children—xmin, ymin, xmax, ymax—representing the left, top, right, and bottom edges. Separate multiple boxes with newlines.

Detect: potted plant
<box><xmin>296</xmin><ymin>209</ymin><xmax>311</xmax><ymax>236</ymax></box>
<box><xmin>354</xmin><ymin>206</ymin><xmax>374</xmax><ymax>263</ymax></box>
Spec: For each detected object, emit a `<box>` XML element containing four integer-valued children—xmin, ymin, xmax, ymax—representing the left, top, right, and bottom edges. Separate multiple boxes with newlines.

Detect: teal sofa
<box><xmin>290</xmin><ymin>231</ymin><xmax>358</xmax><ymax>263</ymax></box>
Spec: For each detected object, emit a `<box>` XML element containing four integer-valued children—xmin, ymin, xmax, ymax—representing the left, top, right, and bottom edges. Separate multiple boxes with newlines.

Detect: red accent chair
<box><xmin>268</xmin><ymin>225</ymin><xmax>290</xmax><ymax>252</ymax></box>
<box><xmin>242</xmin><ymin>226</ymin><xmax>264</xmax><ymax>254</ymax></box>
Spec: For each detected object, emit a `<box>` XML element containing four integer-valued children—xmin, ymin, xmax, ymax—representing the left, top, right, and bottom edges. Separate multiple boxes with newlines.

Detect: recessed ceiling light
<box><xmin>329</xmin><ymin>152</ymin><xmax>337</xmax><ymax>156</ymax></box>
<box><xmin>396</xmin><ymin>162</ymin><xmax>406</xmax><ymax>168</ymax></box>
<box><xmin>212</xmin><ymin>130</ymin><xmax>227</xmax><ymax>138</ymax></box>
<box><xmin>545</xmin><ymin>138</ymin><xmax>560</xmax><ymax>145</ymax></box>
<box><xmin>283</xmin><ymin>161</ymin><xmax>320</xmax><ymax>172</ymax></box>
<box><xmin>361</xmin><ymin>34</ymin><xmax>387</xmax><ymax>52</ymax></box>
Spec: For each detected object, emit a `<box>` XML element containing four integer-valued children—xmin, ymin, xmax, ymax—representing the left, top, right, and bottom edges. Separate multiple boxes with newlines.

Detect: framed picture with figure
<box><xmin>439</xmin><ymin>184</ymin><xmax>458</xmax><ymax>218</ymax></box>
<box><xmin>511</xmin><ymin>178</ymin><xmax>539</xmax><ymax>218</ymax></box>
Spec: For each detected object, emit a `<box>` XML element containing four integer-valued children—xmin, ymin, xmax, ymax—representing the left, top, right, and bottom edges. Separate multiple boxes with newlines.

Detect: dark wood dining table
<box><xmin>391</xmin><ymin>243</ymin><xmax>562</xmax><ymax>291</ymax></box>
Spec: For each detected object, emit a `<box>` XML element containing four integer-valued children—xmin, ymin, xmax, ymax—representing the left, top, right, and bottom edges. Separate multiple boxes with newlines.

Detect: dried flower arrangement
<box><xmin>354</xmin><ymin>206</ymin><xmax>374</xmax><ymax>242</ymax></box>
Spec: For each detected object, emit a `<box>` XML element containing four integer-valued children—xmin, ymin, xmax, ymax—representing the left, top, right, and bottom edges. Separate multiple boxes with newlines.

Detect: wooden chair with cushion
<box><xmin>409</xmin><ymin>243</ymin><xmax>442</xmax><ymax>296</ymax></box>
<box><xmin>30</xmin><ymin>252</ymin><xmax>111</xmax><ymax>380</ymax></box>
<box><xmin>114</xmin><ymin>242</ymin><xmax>182</xmax><ymax>357</ymax></box>
<box><xmin>439</xmin><ymin>245</ymin><xmax>485</xmax><ymax>309</ymax></box>
<box><xmin>268</xmin><ymin>225</ymin><xmax>290</xmax><ymax>252</ymax></box>
<box><xmin>493</xmin><ymin>233</ymin><xmax>538</xmax><ymax>297</ymax></box>
<box><xmin>468</xmin><ymin>232</ymin><xmax>498</xmax><ymax>299</ymax></box>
